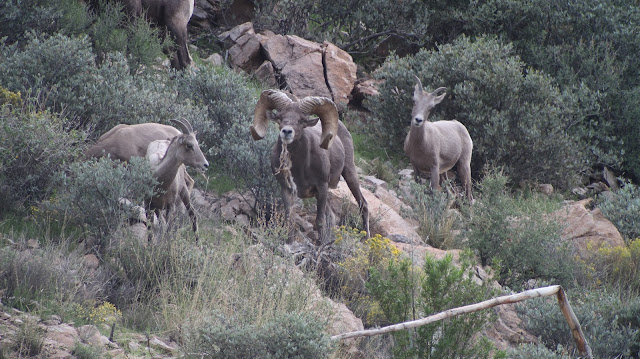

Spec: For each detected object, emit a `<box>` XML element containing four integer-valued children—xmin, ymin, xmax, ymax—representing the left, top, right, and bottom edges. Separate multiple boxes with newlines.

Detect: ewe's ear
<box><xmin>432</xmin><ymin>89</ymin><xmax>447</xmax><ymax>105</ymax></box>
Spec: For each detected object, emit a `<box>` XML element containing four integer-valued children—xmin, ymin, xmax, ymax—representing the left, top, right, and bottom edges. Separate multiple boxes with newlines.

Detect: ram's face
<box><xmin>270</xmin><ymin>109</ymin><xmax>319</xmax><ymax>145</ymax></box>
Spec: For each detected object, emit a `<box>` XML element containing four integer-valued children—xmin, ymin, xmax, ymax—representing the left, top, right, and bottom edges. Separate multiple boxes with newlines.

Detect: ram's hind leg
<box><xmin>342</xmin><ymin>166</ymin><xmax>370</xmax><ymax>238</ymax></box>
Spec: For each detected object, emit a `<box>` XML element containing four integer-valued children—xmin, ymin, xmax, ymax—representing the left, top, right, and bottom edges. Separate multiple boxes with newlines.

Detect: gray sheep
<box><xmin>250</xmin><ymin>90</ymin><xmax>369</xmax><ymax>243</ymax></box>
<box><xmin>404</xmin><ymin>77</ymin><xmax>473</xmax><ymax>201</ymax></box>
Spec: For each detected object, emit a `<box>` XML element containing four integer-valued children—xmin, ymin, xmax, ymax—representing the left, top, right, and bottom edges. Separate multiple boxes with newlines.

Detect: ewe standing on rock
<box><xmin>404</xmin><ymin>76</ymin><xmax>474</xmax><ymax>201</ymax></box>
<box><xmin>250</xmin><ymin>89</ymin><xmax>369</xmax><ymax>244</ymax></box>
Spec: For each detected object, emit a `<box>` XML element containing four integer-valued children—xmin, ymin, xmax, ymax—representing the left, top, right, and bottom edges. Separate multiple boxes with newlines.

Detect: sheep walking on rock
<box><xmin>86</xmin><ymin>118</ymin><xmax>208</xmax><ymax>239</ymax></box>
<box><xmin>404</xmin><ymin>76</ymin><xmax>473</xmax><ymax>201</ymax></box>
<box><xmin>250</xmin><ymin>90</ymin><xmax>369</xmax><ymax>244</ymax></box>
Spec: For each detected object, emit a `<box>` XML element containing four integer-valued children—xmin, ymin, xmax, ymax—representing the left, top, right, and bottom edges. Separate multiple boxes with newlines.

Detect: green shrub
<box><xmin>517</xmin><ymin>289</ymin><xmax>640</xmax><ymax>358</ymax></box>
<box><xmin>598</xmin><ymin>181</ymin><xmax>640</xmax><ymax>242</ymax></box>
<box><xmin>0</xmin><ymin>99</ymin><xmax>85</xmax><ymax>213</ymax></box>
<box><xmin>467</xmin><ymin>171</ymin><xmax>574</xmax><ymax>289</ymax></box>
<box><xmin>403</xmin><ymin>182</ymin><xmax>460</xmax><ymax>249</ymax></box>
<box><xmin>508</xmin><ymin>344</ymin><xmax>572</xmax><ymax>359</ymax></box>
<box><xmin>90</xmin><ymin>0</ymin><xmax>170</xmax><ymax>74</ymax></box>
<box><xmin>196</xmin><ymin>312</ymin><xmax>331</xmax><ymax>359</ymax></box>
<box><xmin>48</xmin><ymin>157</ymin><xmax>158</xmax><ymax>240</ymax></box>
<box><xmin>11</xmin><ymin>320</ymin><xmax>45</xmax><ymax>357</ymax></box>
<box><xmin>468</xmin><ymin>0</ymin><xmax>640</xmax><ymax>178</ymax></box>
<box><xmin>0</xmin><ymin>32</ymin><xmax>96</xmax><ymax>99</ymax></box>
<box><xmin>0</xmin><ymin>0</ymin><xmax>91</xmax><ymax>44</ymax></box>
<box><xmin>0</xmin><ymin>33</ymin><xmax>206</xmax><ymax>137</ymax></box>
<box><xmin>72</xmin><ymin>342</ymin><xmax>104</xmax><ymax>359</ymax></box>
<box><xmin>173</xmin><ymin>67</ymin><xmax>280</xmax><ymax>209</ymax></box>
<box><xmin>367</xmin><ymin>35</ymin><xmax>585</xmax><ymax>190</ymax></box>
<box><xmin>578</xmin><ymin>238</ymin><xmax>640</xmax><ymax>293</ymax></box>
<box><xmin>367</xmin><ymin>250</ymin><xmax>497</xmax><ymax>359</ymax></box>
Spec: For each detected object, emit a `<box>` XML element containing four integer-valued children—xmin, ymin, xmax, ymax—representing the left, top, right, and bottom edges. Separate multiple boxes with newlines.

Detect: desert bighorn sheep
<box><xmin>250</xmin><ymin>90</ymin><xmax>369</xmax><ymax>243</ymax></box>
<box><xmin>144</xmin><ymin>118</ymin><xmax>208</xmax><ymax>239</ymax></box>
<box><xmin>404</xmin><ymin>76</ymin><xmax>473</xmax><ymax>201</ymax></box>
<box><xmin>86</xmin><ymin>118</ymin><xmax>208</xmax><ymax>238</ymax></box>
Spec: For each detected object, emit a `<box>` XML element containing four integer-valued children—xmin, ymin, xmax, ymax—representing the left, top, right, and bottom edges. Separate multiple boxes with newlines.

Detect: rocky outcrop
<box><xmin>219</xmin><ymin>23</ymin><xmax>357</xmax><ymax>106</ymax></box>
<box><xmin>555</xmin><ymin>198</ymin><xmax>625</xmax><ymax>258</ymax></box>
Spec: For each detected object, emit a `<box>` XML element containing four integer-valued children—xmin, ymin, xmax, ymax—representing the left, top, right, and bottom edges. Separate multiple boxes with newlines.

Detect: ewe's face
<box><xmin>177</xmin><ymin>134</ymin><xmax>209</xmax><ymax>171</ymax></box>
<box><xmin>270</xmin><ymin>109</ymin><xmax>319</xmax><ymax>145</ymax></box>
<box><xmin>411</xmin><ymin>83</ymin><xmax>446</xmax><ymax>127</ymax></box>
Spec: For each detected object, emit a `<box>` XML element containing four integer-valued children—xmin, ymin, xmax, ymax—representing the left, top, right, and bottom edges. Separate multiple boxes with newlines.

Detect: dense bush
<box><xmin>367</xmin><ymin>35</ymin><xmax>586</xmax><ymax>189</ymax></box>
<box><xmin>90</xmin><ymin>0</ymin><xmax>170</xmax><ymax>74</ymax></box>
<box><xmin>0</xmin><ymin>97</ymin><xmax>84</xmax><ymax>213</ymax></box>
<box><xmin>598</xmin><ymin>181</ymin><xmax>640</xmax><ymax>242</ymax></box>
<box><xmin>517</xmin><ymin>289</ymin><xmax>640</xmax><ymax>358</ymax></box>
<box><xmin>508</xmin><ymin>344</ymin><xmax>571</xmax><ymax>359</ymax></box>
<box><xmin>468</xmin><ymin>0</ymin><xmax>640</xmax><ymax>178</ymax></box>
<box><xmin>0</xmin><ymin>0</ymin><xmax>90</xmax><ymax>44</ymax></box>
<box><xmin>173</xmin><ymin>67</ymin><xmax>281</xmax><ymax>209</ymax></box>
<box><xmin>253</xmin><ymin>0</ymin><xmax>431</xmax><ymax>59</ymax></box>
<box><xmin>367</xmin><ymin>251</ymin><xmax>497</xmax><ymax>359</ymax></box>
<box><xmin>48</xmin><ymin>157</ymin><xmax>158</xmax><ymax>239</ymax></box>
<box><xmin>0</xmin><ymin>33</ymin><xmax>207</xmax><ymax>138</ymax></box>
<box><xmin>196</xmin><ymin>312</ymin><xmax>331</xmax><ymax>359</ymax></box>
<box><xmin>467</xmin><ymin>171</ymin><xmax>575</xmax><ymax>289</ymax></box>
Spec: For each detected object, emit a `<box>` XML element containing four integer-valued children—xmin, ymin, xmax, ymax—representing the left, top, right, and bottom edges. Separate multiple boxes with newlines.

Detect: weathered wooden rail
<box><xmin>331</xmin><ymin>285</ymin><xmax>593</xmax><ymax>359</ymax></box>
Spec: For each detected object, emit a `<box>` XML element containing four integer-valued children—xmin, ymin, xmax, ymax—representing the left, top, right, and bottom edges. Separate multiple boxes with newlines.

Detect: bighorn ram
<box><xmin>86</xmin><ymin>118</ymin><xmax>208</xmax><ymax>238</ymax></box>
<box><xmin>404</xmin><ymin>77</ymin><xmax>473</xmax><ymax>201</ymax></box>
<box><xmin>250</xmin><ymin>90</ymin><xmax>369</xmax><ymax>243</ymax></box>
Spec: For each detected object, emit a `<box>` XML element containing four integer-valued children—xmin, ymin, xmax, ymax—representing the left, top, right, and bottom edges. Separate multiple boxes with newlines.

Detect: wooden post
<box><xmin>330</xmin><ymin>285</ymin><xmax>593</xmax><ymax>359</ymax></box>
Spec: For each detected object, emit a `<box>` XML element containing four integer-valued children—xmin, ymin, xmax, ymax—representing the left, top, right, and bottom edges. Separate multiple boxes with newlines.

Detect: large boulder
<box><xmin>555</xmin><ymin>198</ymin><xmax>625</xmax><ymax>258</ymax></box>
<box><xmin>328</xmin><ymin>180</ymin><xmax>422</xmax><ymax>242</ymax></box>
<box><xmin>221</xmin><ymin>23</ymin><xmax>357</xmax><ymax>106</ymax></box>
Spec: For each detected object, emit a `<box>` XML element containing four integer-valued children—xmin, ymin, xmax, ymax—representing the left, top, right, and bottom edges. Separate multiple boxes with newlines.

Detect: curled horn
<box><xmin>170</xmin><ymin>117</ymin><xmax>193</xmax><ymax>134</ymax></box>
<box><xmin>250</xmin><ymin>90</ymin><xmax>293</xmax><ymax>140</ymax></box>
<box><xmin>298</xmin><ymin>96</ymin><xmax>338</xmax><ymax>150</ymax></box>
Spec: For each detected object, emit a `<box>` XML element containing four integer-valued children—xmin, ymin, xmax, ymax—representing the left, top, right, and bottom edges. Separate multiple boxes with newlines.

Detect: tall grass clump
<box><xmin>367</xmin><ymin>250</ymin><xmax>498</xmax><ymax>359</ymax></box>
<box><xmin>105</xmin><ymin>223</ymin><xmax>334</xmax><ymax>354</ymax></box>
<box><xmin>0</xmin><ymin>235</ymin><xmax>109</xmax><ymax>314</ymax></box>
<box><xmin>0</xmin><ymin>93</ymin><xmax>85</xmax><ymax>214</ymax></box>
<box><xmin>403</xmin><ymin>182</ymin><xmax>460</xmax><ymax>249</ymax></box>
<box><xmin>467</xmin><ymin>170</ymin><xmax>574</xmax><ymax>289</ymax></box>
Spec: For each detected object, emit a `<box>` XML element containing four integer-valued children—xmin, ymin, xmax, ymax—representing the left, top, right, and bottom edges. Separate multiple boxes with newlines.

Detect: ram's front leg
<box><xmin>315</xmin><ymin>183</ymin><xmax>332</xmax><ymax>245</ymax></box>
<box><xmin>279</xmin><ymin>184</ymin><xmax>296</xmax><ymax>244</ymax></box>
<box><xmin>430</xmin><ymin>165</ymin><xmax>442</xmax><ymax>191</ymax></box>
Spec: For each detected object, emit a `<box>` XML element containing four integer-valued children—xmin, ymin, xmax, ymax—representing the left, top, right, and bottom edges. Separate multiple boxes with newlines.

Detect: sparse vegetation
<box><xmin>1</xmin><ymin>0</ymin><xmax>640</xmax><ymax>358</ymax></box>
